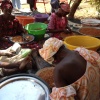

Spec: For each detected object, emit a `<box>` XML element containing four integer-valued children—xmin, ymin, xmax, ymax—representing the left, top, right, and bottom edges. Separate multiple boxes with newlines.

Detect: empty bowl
<box><xmin>64</xmin><ymin>35</ymin><xmax>100</xmax><ymax>51</ymax></box>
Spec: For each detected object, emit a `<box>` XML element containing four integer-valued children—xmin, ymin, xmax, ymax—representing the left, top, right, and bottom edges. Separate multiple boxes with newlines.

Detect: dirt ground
<box><xmin>21</xmin><ymin>0</ymin><xmax>99</xmax><ymax>19</ymax></box>
<box><xmin>74</xmin><ymin>1</ymin><xmax>99</xmax><ymax>19</ymax></box>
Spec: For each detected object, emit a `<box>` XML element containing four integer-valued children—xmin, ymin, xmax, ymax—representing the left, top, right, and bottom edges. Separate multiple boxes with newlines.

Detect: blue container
<box><xmin>34</xmin><ymin>13</ymin><xmax>49</xmax><ymax>22</ymax></box>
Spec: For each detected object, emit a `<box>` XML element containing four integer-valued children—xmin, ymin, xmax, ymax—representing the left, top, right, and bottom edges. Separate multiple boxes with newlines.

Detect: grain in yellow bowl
<box><xmin>64</xmin><ymin>35</ymin><xmax>100</xmax><ymax>51</ymax></box>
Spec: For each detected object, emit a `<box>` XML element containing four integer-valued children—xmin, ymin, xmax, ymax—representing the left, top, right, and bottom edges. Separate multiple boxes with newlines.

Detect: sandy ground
<box><xmin>74</xmin><ymin>1</ymin><xmax>99</xmax><ymax>19</ymax></box>
<box><xmin>21</xmin><ymin>1</ymin><xmax>51</xmax><ymax>13</ymax></box>
<box><xmin>21</xmin><ymin>1</ymin><xmax>99</xmax><ymax>19</ymax></box>
<box><xmin>0</xmin><ymin>1</ymin><xmax>99</xmax><ymax>19</ymax></box>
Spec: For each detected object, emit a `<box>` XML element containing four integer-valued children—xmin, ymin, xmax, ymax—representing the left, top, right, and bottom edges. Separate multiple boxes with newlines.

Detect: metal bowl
<box><xmin>81</xmin><ymin>18</ymin><xmax>100</xmax><ymax>27</ymax></box>
<box><xmin>0</xmin><ymin>74</ymin><xmax>50</xmax><ymax>100</ymax></box>
<box><xmin>9</xmin><ymin>34</ymin><xmax>34</xmax><ymax>44</ymax></box>
<box><xmin>78</xmin><ymin>27</ymin><xmax>100</xmax><ymax>38</ymax></box>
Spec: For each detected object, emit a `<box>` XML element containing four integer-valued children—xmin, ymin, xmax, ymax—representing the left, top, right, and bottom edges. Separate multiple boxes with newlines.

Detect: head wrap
<box><xmin>1</xmin><ymin>0</ymin><xmax>13</xmax><ymax>11</ymax></box>
<box><xmin>60</xmin><ymin>3</ymin><xmax>70</xmax><ymax>12</ymax></box>
<box><xmin>39</xmin><ymin>38</ymin><xmax>63</xmax><ymax>64</ymax></box>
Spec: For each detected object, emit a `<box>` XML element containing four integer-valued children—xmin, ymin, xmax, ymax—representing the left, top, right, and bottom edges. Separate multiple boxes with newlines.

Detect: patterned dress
<box><xmin>0</xmin><ymin>15</ymin><xmax>24</xmax><ymax>37</ymax></box>
<box><xmin>48</xmin><ymin>13</ymin><xmax>72</xmax><ymax>39</ymax></box>
<box><xmin>50</xmin><ymin>47</ymin><xmax>100</xmax><ymax>100</ymax></box>
<box><xmin>48</xmin><ymin>13</ymin><xmax>68</xmax><ymax>30</ymax></box>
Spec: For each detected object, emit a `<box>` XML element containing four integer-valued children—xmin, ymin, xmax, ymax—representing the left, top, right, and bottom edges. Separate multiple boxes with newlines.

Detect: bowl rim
<box><xmin>0</xmin><ymin>73</ymin><xmax>50</xmax><ymax>99</ymax></box>
<box><xmin>16</xmin><ymin>16</ymin><xmax>34</xmax><ymax>18</ymax></box>
<box><xmin>64</xmin><ymin>35</ymin><xmax>100</xmax><ymax>49</ymax></box>
<box><xmin>34</xmin><ymin>13</ymin><xmax>49</xmax><ymax>18</ymax></box>
<box><xmin>81</xmin><ymin>18</ymin><xmax>100</xmax><ymax>24</ymax></box>
<box><xmin>25</xmin><ymin>22</ymin><xmax>47</xmax><ymax>31</ymax></box>
<box><xmin>78</xmin><ymin>27</ymin><xmax>100</xmax><ymax>37</ymax></box>
<box><xmin>9</xmin><ymin>34</ymin><xmax>35</xmax><ymax>44</ymax></box>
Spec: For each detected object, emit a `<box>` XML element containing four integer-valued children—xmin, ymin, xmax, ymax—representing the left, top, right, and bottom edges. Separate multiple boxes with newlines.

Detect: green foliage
<box><xmin>90</xmin><ymin>0</ymin><xmax>100</xmax><ymax>13</ymax></box>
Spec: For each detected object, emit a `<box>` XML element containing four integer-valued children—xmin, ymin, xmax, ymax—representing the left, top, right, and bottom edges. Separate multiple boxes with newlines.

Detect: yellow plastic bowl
<box><xmin>64</xmin><ymin>35</ymin><xmax>100</xmax><ymax>51</ymax></box>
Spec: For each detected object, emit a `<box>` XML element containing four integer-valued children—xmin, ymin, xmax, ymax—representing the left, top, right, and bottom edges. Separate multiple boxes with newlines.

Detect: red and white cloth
<box><xmin>50</xmin><ymin>47</ymin><xmax>100</xmax><ymax>100</ymax></box>
<box><xmin>39</xmin><ymin>38</ymin><xmax>63</xmax><ymax>64</ymax></box>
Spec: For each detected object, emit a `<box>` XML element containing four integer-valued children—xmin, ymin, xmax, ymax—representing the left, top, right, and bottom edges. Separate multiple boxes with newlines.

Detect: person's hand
<box><xmin>0</xmin><ymin>50</ymin><xmax>15</xmax><ymax>57</ymax></box>
<box><xmin>1</xmin><ymin>56</ymin><xmax>32</xmax><ymax>75</ymax></box>
<box><xmin>46</xmin><ymin>30</ymin><xmax>49</xmax><ymax>33</ymax></box>
<box><xmin>0</xmin><ymin>60</ymin><xmax>22</xmax><ymax>69</ymax></box>
<box><xmin>63</xmin><ymin>28</ymin><xmax>72</xmax><ymax>34</ymax></box>
<box><xmin>23</xmin><ymin>29</ymin><xmax>28</xmax><ymax>34</ymax></box>
<box><xmin>1</xmin><ymin>37</ymin><xmax>9</xmax><ymax>42</ymax></box>
<box><xmin>31</xmin><ymin>49</ymin><xmax>39</xmax><ymax>58</ymax></box>
<box><xmin>19</xmin><ymin>56</ymin><xmax>31</xmax><ymax>70</ymax></box>
<box><xmin>0</xmin><ymin>55</ymin><xmax>31</xmax><ymax>68</ymax></box>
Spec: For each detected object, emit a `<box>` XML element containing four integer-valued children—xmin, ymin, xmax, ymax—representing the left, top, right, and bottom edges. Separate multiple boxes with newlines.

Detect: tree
<box><xmin>90</xmin><ymin>0</ymin><xmax>100</xmax><ymax>18</ymax></box>
<box><xmin>68</xmin><ymin>0</ymin><xmax>82</xmax><ymax>20</ymax></box>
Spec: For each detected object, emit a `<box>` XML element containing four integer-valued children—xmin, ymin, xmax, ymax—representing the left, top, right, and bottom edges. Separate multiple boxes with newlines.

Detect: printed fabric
<box><xmin>0</xmin><ymin>15</ymin><xmax>24</xmax><ymax>37</ymax></box>
<box><xmin>48</xmin><ymin>13</ymin><xmax>68</xmax><ymax>30</ymax></box>
<box><xmin>50</xmin><ymin>47</ymin><xmax>100</xmax><ymax>100</ymax></box>
<box><xmin>39</xmin><ymin>37</ymin><xmax>63</xmax><ymax>64</ymax></box>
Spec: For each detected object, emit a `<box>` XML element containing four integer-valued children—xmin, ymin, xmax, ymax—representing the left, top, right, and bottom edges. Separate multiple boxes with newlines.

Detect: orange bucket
<box><xmin>16</xmin><ymin>16</ymin><xmax>35</xmax><ymax>26</ymax></box>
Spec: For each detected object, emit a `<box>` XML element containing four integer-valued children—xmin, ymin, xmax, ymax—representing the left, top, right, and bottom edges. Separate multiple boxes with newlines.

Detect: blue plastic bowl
<box><xmin>34</xmin><ymin>13</ymin><xmax>49</xmax><ymax>22</ymax></box>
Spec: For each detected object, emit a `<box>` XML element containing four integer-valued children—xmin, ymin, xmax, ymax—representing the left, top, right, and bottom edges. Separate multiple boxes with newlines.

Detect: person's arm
<box><xmin>0</xmin><ymin>15</ymin><xmax>4</xmax><ymax>37</ymax></box>
<box><xmin>47</xmin><ymin>13</ymin><xmax>65</xmax><ymax>33</ymax></box>
<box><xmin>47</xmin><ymin>14</ymin><xmax>72</xmax><ymax>34</ymax></box>
<box><xmin>14</xmin><ymin>18</ymin><xmax>26</xmax><ymax>35</ymax></box>
<box><xmin>65</xmin><ymin>25</ymin><xmax>72</xmax><ymax>33</ymax></box>
<box><xmin>54</xmin><ymin>60</ymin><xmax>74</xmax><ymax>87</ymax></box>
<box><xmin>47</xmin><ymin>23</ymin><xmax>72</xmax><ymax>33</ymax></box>
<box><xmin>54</xmin><ymin>63</ymin><xmax>68</xmax><ymax>87</ymax></box>
<box><xmin>47</xmin><ymin>14</ymin><xmax>65</xmax><ymax>33</ymax></box>
<box><xmin>50</xmin><ymin>64</ymin><xmax>76</xmax><ymax>100</ymax></box>
<box><xmin>64</xmin><ymin>17</ymin><xmax>72</xmax><ymax>34</ymax></box>
<box><xmin>0</xmin><ymin>61</ymin><xmax>21</xmax><ymax>69</ymax></box>
<box><xmin>0</xmin><ymin>50</ymin><xmax>14</xmax><ymax>57</ymax></box>
<box><xmin>50</xmin><ymin>85</ymin><xmax>76</xmax><ymax>100</ymax></box>
<box><xmin>46</xmin><ymin>29</ymin><xmax>64</xmax><ymax>33</ymax></box>
<box><xmin>0</xmin><ymin>56</ymin><xmax>30</xmax><ymax>69</ymax></box>
<box><xmin>31</xmin><ymin>49</ymin><xmax>52</xmax><ymax>69</ymax></box>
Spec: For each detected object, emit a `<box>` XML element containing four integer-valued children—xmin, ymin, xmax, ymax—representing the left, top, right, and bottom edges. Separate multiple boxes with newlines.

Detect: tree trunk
<box><xmin>68</xmin><ymin>0</ymin><xmax>82</xmax><ymax>19</ymax></box>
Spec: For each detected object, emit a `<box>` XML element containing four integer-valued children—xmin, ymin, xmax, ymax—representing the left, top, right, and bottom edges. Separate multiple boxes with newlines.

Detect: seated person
<box><xmin>47</xmin><ymin>3</ymin><xmax>72</xmax><ymax>39</ymax></box>
<box><xmin>0</xmin><ymin>49</ymin><xmax>23</xmax><ymax>68</ymax></box>
<box><xmin>0</xmin><ymin>47</ymin><xmax>31</xmax><ymax>77</ymax></box>
<box><xmin>0</xmin><ymin>0</ymin><xmax>25</xmax><ymax>37</ymax></box>
<box><xmin>39</xmin><ymin>37</ymin><xmax>100</xmax><ymax>100</ymax></box>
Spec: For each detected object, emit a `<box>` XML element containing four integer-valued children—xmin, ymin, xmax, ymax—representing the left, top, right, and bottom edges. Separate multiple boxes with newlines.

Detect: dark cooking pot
<box><xmin>0</xmin><ymin>74</ymin><xmax>50</xmax><ymax>100</ymax></box>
